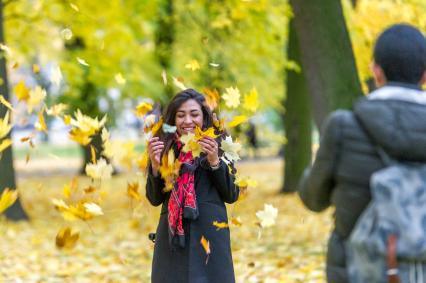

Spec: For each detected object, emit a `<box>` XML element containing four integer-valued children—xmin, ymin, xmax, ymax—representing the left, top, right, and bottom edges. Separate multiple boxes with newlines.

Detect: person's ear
<box><xmin>370</xmin><ymin>62</ymin><xmax>386</xmax><ymax>88</ymax></box>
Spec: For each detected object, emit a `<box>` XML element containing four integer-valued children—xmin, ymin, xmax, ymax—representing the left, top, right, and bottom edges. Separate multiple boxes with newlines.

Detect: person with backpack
<box><xmin>298</xmin><ymin>24</ymin><xmax>426</xmax><ymax>283</ymax></box>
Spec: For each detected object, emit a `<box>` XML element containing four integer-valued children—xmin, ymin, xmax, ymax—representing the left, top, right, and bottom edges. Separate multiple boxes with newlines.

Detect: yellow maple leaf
<box><xmin>46</xmin><ymin>103</ymin><xmax>68</xmax><ymax>116</ymax></box>
<box><xmin>0</xmin><ymin>138</ymin><xmax>12</xmax><ymax>153</ymax></box>
<box><xmin>27</xmin><ymin>86</ymin><xmax>46</xmax><ymax>113</ymax></box>
<box><xmin>55</xmin><ymin>227</ymin><xmax>79</xmax><ymax>249</ymax></box>
<box><xmin>0</xmin><ymin>111</ymin><xmax>12</xmax><ymax>139</ymax></box>
<box><xmin>200</xmin><ymin>236</ymin><xmax>211</xmax><ymax>264</ymax></box>
<box><xmin>194</xmin><ymin>126</ymin><xmax>218</xmax><ymax>140</ymax></box>
<box><xmin>70</xmin><ymin>109</ymin><xmax>106</xmax><ymax>136</ymax></box>
<box><xmin>127</xmin><ymin>181</ymin><xmax>142</xmax><ymax>201</ymax></box>
<box><xmin>0</xmin><ymin>188</ymin><xmax>18</xmax><ymax>214</ymax></box>
<box><xmin>137</xmin><ymin>150</ymin><xmax>149</xmax><ymax>173</ymax></box>
<box><xmin>220</xmin><ymin>135</ymin><xmax>241</xmax><ymax>162</ymax></box>
<box><xmin>63</xmin><ymin>115</ymin><xmax>72</xmax><ymax>125</ymax></box>
<box><xmin>150</xmin><ymin>118</ymin><xmax>163</xmax><ymax>136</ymax></box>
<box><xmin>13</xmin><ymin>81</ymin><xmax>30</xmax><ymax>101</ymax></box>
<box><xmin>69</xmin><ymin>128</ymin><xmax>92</xmax><ymax>145</ymax></box>
<box><xmin>243</xmin><ymin>87</ymin><xmax>259</xmax><ymax>112</ymax></box>
<box><xmin>256</xmin><ymin>204</ymin><xmax>278</xmax><ymax>228</ymax></box>
<box><xmin>32</xmin><ymin>64</ymin><xmax>40</xmax><ymax>74</ymax></box>
<box><xmin>222</xmin><ymin>86</ymin><xmax>240</xmax><ymax>108</ymax></box>
<box><xmin>85</xmin><ymin>158</ymin><xmax>113</xmax><ymax>180</ymax></box>
<box><xmin>212</xmin><ymin>221</ymin><xmax>229</xmax><ymax>230</ymax></box>
<box><xmin>0</xmin><ymin>95</ymin><xmax>13</xmax><ymax>111</ymax></box>
<box><xmin>159</xmin><ymin>149</ymin><xmax>181</xmax><ymax>192</ymax></box>
<box><xmin>228</xmin><ymin>115</ymin><xmax>248</xmax><ymax>128</ymax></box>
<box><xmin>35</xmin><ymin>108</ymin><xmax>47</xmax><ymax>132</ymax></box>
<box><xmin>184</xmin><ymin>59</ymin><xmax>200</xmax><ymax>71</ymax></box>
<box><xmin>202</xmin><ymin>87</ymin><xmax>220</xmax><ymax>110</ymax></box>
<box><xmin>135</xmin><ymin>102</ymin><xmax>153</xmax><ymax>117</ymax></box>
<box><xmin>180</xmin><ymin>133</ymin><xmax>202</xmax><ymax>158</ymax></box>
<box><xmin>231</xmin><ymin>216</ymin><xmax>242</xmax><ymax>227</ymax></box>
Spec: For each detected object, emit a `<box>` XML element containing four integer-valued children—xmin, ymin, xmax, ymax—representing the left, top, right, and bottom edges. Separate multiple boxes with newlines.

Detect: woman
<box><xmin>146</xmin><ymin>89</ymin><xmax>239</xmax><ymax>283</ymax></box>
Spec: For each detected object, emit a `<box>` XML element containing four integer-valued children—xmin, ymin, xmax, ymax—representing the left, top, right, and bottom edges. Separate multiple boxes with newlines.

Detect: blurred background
<box><xmin>1</xmin><ymin>0</ymin><xmax>425</xmax><ymax>282</ymax></box>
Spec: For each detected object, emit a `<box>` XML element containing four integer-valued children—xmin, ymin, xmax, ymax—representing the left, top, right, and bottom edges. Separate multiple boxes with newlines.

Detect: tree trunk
<box><xmin>155</xmin><ymin>0</ymin><xmax>175</xmax><ymax>99</ymax></box>
<box><xmin>0</xmin><ymin>1</ymin><xmax>28</xmax><ymax>220</ymax></box>
<box><xmin>289</xmin><ymin>0</ymin><xmax>363</xmax><ymax>128</ymax></box>
<box><xmin>282</xmin><ymin>20</ymin><xmax>312</xmax><ymax>193</ymax></box>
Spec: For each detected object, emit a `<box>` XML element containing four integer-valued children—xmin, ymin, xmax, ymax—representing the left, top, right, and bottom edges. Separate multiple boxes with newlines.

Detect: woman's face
<box><xmin>175</xmin><ymin>99</ymin><xmax>204</xmax><ymax>135</ymax></box>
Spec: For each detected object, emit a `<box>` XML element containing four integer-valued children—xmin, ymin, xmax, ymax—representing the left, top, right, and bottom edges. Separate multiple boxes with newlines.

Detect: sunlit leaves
<box><xmin>159</xmin><ymin>149</ymin><xmax>181</xmax><ymax>192</ymax></box>
<box><xmin>13</xmin><ymin>81</ymin><xmax>30</xmax><ymax>101</ymax></box>
<box><xmin>220</xmin><ymin>136</ymin><xmax>241</xmax><ymax>163</ymax></box>
<box><xmin>27</xmin><ymin>86</ymin><xmax>47</xmax><ymax>114</ymax></box>
<box><xmin>0</xmin><ymin>95</ymin><xmax>14</xmax><ymax>111</ymax></box>
<box><xmin>184</xmin><ymin>59</ymin><xmax>200</xmax><ymax>71</ymax></box>
<box><xmin>35</xmin><ymin>108</ymin><xmax>47</xmax><ymax>133</ymax></box>
<box><xmin>194</xmin><ymin>126</ymin><xmax>218</xmax><ymax>140</ymax></box>
<box><xmin>0</xmin><ymin>188</ymin><xmax>18</xmax><ymax>214</ymax></box>
<box><xmin>180</xmin><ymin>132</ymin><xmax>202</xmax><ymax>158</ymax></box>
<box><xmin>46</xmin><ymin>103</ymin><xmax>68</xmax><ymax>117</ymax></box>
<box><xmin>0</xmin><ymin>138</ymin><xmax>12</xmax><ymax>154</ymax></box>
<box><xmin>172</xmin><ymin>76</ymin><xmax>187</xmax><ymax>91</ymax></box>
<box><xmin>222</xmin><ymin>86</ymin><xmax>241</xmax><ymax>108</ymax></box>
<box><xmin>135</xmin><ymin>102</ymin><xmax>153</xmax><ymax>117</ymax></box>
<box><xmin>0</xmin><ymin>111</ymin><xmax>12</xmax><ymax>139</ymax></box>
<box><xmin>76</xmin><ymin>57</ymin><xmax>89</xmax><ymax>66</ymax></box>
<box><xmin>69</xmin><ymin>110</ymin><xmax>106</xmax><ymax>145</ymax></box>
<box><xmin>256</xmin><ymin>204</ymin><xmax>278</xmax><ymax>228</ymax></box>
<box><xmin>242</xmin><ymin>88</ymin><xmax>259</xmax><ymax>113</ymax></box>
<box><xmin>202</xmin><ymin>87</ymin><xmax>220</xmax><ymax>110</ymax></box>
<box><xmin>55</xmin><ymin>227</ymin><xmax>79</xmax><ymax>249</ymax></box>
<box><xmin>127</xmin><ymin>181</ymin><xmax>142</xmax><ymax>201</ymax></box>
<box><xmin>85</xmin><ymin>158</ymin><xmax>113</xmax><ymax>180</ymax></box>
<box><xmin>228</xmin><ymin>115</ymin><xmax>248</xmax><ymax>128</ymax></box>
<box><xmin>200</xmin><ymin>236</ymin><xmax>211</xmax><ymax>264</ymax></box>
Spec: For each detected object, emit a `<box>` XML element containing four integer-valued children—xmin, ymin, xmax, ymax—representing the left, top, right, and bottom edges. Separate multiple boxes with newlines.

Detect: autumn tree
<box><xmin>289</xmin><ymin>0</ymin><xmax>363</xmax><ymax>127</ymax></box>
<box><xmin>281</xmin><ymin>20</ymin><xmax>311</xmax><ymax>193</ymax></box>
<box><xmin>0</xmin><ymin>0</ymin><xmax>28</xmax><ymax>220</ymax></box>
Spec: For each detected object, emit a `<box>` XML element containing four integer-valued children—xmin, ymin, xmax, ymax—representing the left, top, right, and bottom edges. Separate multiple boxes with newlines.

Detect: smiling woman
<box><xmin>145</xmin><ymin>89</ymin><xmax>239</xmax><ymax>283</ymax></box>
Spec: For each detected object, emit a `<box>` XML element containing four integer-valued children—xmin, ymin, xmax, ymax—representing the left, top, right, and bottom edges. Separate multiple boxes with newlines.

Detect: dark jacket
<box><xmin>299</xmin><ymin>84</ymin><xmax>426</xmax><ymax>283</ymax></box>
<box><xmin>146</xmin><ymin>157</ymin><xmax>239</xmax><ymax>283</ymax></box>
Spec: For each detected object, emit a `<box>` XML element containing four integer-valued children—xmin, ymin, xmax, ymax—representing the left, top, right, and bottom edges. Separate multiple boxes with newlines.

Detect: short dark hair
<box><xmin>373</xmin><ymin>24</ymin><xmax>426</xmax><ymax>84</ymax></box>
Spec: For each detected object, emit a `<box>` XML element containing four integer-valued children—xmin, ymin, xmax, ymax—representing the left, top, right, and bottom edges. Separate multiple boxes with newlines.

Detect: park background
<box><xmin>0</xmin><ymin>0</ymin><xmax>425</xmax><ymax>282</ymax></box>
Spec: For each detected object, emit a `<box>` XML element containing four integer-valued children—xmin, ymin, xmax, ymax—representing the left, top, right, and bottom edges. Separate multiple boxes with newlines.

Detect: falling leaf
<box><xmin>235</xmin><ymin>175</ymin><xmax>258</xmax><ymax>189</ymax></box>
<box><xmin>284</xmin><ymin>60</ymin><xmax>301</xmax><ymax>73</ymax></box>
<box><xmin>69</xmin><ymin>110</ymin><xmax>106</xmax><ymax>145</ymax></box>
<box><xmin>172</xmin><ymin>77</ymin><xmax>187</xmax><ymax>91</ymax></box>
<box><xmin>127</xmin><ymin>182</ymin><xmax>142</xmax><ymax>201</ymax></box>
<box><xmin>11</xmin><ymin>62</ymin><xmax>19</xmax><ymax>69</ymax></box>
<box><xmin>220</xmin><ymin>136</ymin><xmax>241</xmax><ymax>162</ymax></box>
<box><xmin>83</xmin><ymin>203</ymin><xmax>103</xmax><ymax>216</ymax></box>
<box><xmin>150</xmin><ymin>118</ymin><xmax>163</xmax><ymax>136</ymax></box>
<box><xmin>256</xmin><ymin>204</ymin><xmax>278</xmax><ymax>228</ymax></box>
<box><xmin>0</xmin><ymin>95</ymin><xmax>13</xmax><ymax>112</ymax></box>
<box><xmin>55</xmin><ymin>227</ymin><xmax>79</xmax><ymax>249</ymax></box>
<box><xmin>0</xmin><ymin>188</ymin><xmax>18</xmax><ymax>214</ymax></box>
<box><xmin>194</xmin><ymin>126</ymin><xmax>218</xmax><ymax>140</ymax></box>
<box><xmin>184</xmin><ymin>59</ymin><xmax>200</xmax><ymax>71</ymax></box>
<box><xmin>32</xmin><ymin>64</ymin><xmax>40</xmax><ymax>74</ymax></box>
<box><xmin>159</xmin><ymin>149</ymin><xmax>181</xmax><ymax>192</ymax></box>
<box><xmin>0</xmin><ymin>111</ymin><xmax>12</xmax><ymax>139</ymax></box>
<box><xmin>46</xmin><ymin>103</ymin><xmax>68</xmax><ymax>116</ymax></box>
<box><xmin>76</xmin><ymin>57</ymin><xmax>89</xmax><ymax>66</ymax></box>
<box><xmin>213</xmin><ymin>221</ymin><xmax>229</xmax><ymax>230</ymax></box>
<box><xmin>243</xmin><ymin>88</ymin><xmax>259</xmax><ymax>113</ymax></box>
<box><xmin>115</xmin><ymin>73</ymin><xmax>126</xmax><ymax>85</ymax></box>
<box><xmin>135</xmin><ymin>102</ymin><xmax>153</xmax><ymax>117</ymax></box>
<box><xmin>200</xmin><ymin>236</ymin><xmax>211</xmax><ymax>264</ymax></box>
<box><xmin>161</xmin><ymin>70</ymin><xmax>168</xmax><ymax>85</ymax></box>
<box><xmin>209</xmin><ymin>62</ymin><xmax>220</xmax><ymax>67</ymax></box>
<box><xmin>0</xmin><ymin>138</ymin><xmax>12</xmax><ymax>153</ymax></box>
<box><xmin>50</xmin><ymin>65</ymin><xmax>62</xmax><ymax>86</ymax></box>
<box><xmin>35</xmin><ymin>108</ymin><xmax>47</xmax><ymax>133</ymax></box>
<box><xmin>85</xmin><ymin>158</ymin><xmax>113</xmax><ymax>180</ymax></box>
<box><xmin>231</xmin><ymin>216</ymin><xmax>242</xmax><ymax>227</ymax></box>
<box><xmin>13</xmin><ymin>81</ymin><xmax>30</xmax><ymax>101</ymax></box>
<box><xmin>90</xmin><ymin>145</ymin><xmax>97</xmax><ymax>164</ymax></box>
<box><xmin>162</xmin><ymin>123</ymin><xmax>176</xmax><ymax>134</ymax></box>
<box><xmin>60</xmin><ymin>28</ymin><xmax>73</xmax><ymax>40</ymax></box>
<box><xmin>69</xmin><ymin>2</ymin><xmax>79</xmax><ymax>11</ymax></box>
<box><xmin>202</xmin><ymin>88</ymin><xmax>220</xmax><ymax>110</ymax></box>
<box><xmin>69</xmin><ymin>128</ymin><xmax>92</xmax><ymax>145</ymax></box>
<box><xmin>222</xmin><ymin>86</ymin><xmax>240</xmax><ymax>108</ymax></box>
<box><xmin>63</xmin><ymin>115</ymin><xmax>72</xmax><ymax>125</ymax></box>
<box><xmin>228</xmin><ymin>115</ymin><xmax>248</xmax><ymax>128</ymax></box>
<box><xmin>0</xmin><ymin>43</ymin><xmax>12</xmax><ymax>56</ymax></box>
<box><xmin>137</xmin><ymin>151</ymin><xmax>149</xmax><ymax>173</ymax></box>
<box><xmin>27</xmin><ymin>86</ymin><xmax>47</xmax><ymax>113</ymax></box>
<box><xmin>180</xmin><ymin>132</ymin><xmax>202</xmax><ymax>158</ymax></box>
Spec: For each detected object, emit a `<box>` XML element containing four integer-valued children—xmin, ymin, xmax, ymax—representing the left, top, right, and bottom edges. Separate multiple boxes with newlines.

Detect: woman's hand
<box><xmin>148</xmin><ymin>137</ymin><xmax>164</xmax><ymax>176</ymax></box>
<box><xmin>199</xmin><ymin>137</ymin><xmax>220</xmax><ymax>167</ymax></box>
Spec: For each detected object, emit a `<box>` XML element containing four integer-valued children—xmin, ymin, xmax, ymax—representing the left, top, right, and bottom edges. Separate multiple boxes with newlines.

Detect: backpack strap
<box><xmin>387</xmin><ymin>234</ymin><xmax>400</xmax><ymax>283</ymax></box>
<box><xmin>353</xmin><ymin>112</ymin><xmax>394</xmax><ymax>167</ymax></box>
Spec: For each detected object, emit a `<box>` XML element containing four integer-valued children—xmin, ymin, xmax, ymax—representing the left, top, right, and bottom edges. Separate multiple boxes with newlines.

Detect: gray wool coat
<box><xmin>299</xmin><ymin>84</ymin><xmax>426</xmax><ymax>283</ymax></box>
<box><xmin>146</xmin><ymin>157</ymin><xmax>239</xmax><ymax>283</ymax></box>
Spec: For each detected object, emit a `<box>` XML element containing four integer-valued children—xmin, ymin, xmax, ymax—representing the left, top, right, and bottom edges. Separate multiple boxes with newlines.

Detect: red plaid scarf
<box><xmin>167</xmin><ymin>141</ymin><xmax>199</xmax><ymax>248</ymax></box>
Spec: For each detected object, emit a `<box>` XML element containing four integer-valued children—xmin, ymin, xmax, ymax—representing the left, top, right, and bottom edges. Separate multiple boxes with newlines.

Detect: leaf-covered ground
<box><xmin>1</xmin><ymin>158</ymin><xmax>332</xmax><ymax>282</ymax></box>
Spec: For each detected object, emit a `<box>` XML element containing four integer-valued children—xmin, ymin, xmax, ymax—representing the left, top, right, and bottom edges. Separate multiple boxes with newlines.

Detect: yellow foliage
<box><xmin>0</xmin><ymin>110</ymin><xmax>12</xmax><ymax>139</ymax></box>
<box><xmin>0</xmin><ymin>188</ymin><xmax>18</xmax><ymax>214</ymax></box>
<box><xmin>135</xmin><ymin>102</ymin><xmax>153</xmax><ymax>117</ymax></box>
<box><xmin>159</xmin><ymin>149</ymin><xmax>182</xmax><ymax>192</ymax></box>
<box><xmin>228</xmin><ymin>115</ymin><xmax>248</xmax><ymax>128</ymax></box>
<box><xmin>222</xmin><ymin>86</ymin><xmax>241</xmax><ymax>108</ymax></box>
<box><xmin>13</xmin><ymin>81</ymin><xmax>30</xmax><ymax>101</ymax></box>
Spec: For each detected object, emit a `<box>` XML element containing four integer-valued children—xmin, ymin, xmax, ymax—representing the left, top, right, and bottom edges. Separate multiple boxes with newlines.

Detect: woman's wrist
<box><xmin>209</xmin><ymin>158</ymin><xmax>221</xmax><ymax>170</ymax></box>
